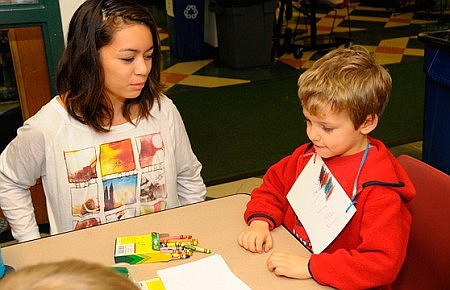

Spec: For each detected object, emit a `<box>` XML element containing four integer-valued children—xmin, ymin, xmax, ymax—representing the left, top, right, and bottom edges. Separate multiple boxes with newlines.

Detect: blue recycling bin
<box><xmin>167</xmin><ymin>0</ymin><xmax>205</xmax><ymax>59</ymax></box>
<box><xmin>418</xmin><ymin>30</ymin><xmax>450</xmax><ymax>174</ymax></box>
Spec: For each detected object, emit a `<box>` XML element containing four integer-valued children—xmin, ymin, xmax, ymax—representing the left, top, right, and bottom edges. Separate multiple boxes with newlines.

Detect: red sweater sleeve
<box><xmin>244</xmin><ymin>145</ymin><xmax>311</xmax><ymax>229</ymax></box>
<box><xmin>309</xmin><ymin>186</ymin><xmax>411</xmax><ymax>289</ymax></box>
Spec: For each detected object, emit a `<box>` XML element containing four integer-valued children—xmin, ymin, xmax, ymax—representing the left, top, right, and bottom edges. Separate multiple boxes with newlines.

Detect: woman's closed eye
<box><xmin>144</xmin><ymin>53</ymin><xmax>154</xmax><ymax>60</ymax></box>
<box><xmin>121</xmin><ymin>57</ymin><xmax>134</xmax><ymax>63</ymax></box>
<box><xmin>120</xmin><ymin>53</ymin><xmax>153</xmax><ymax>63</ymax></box>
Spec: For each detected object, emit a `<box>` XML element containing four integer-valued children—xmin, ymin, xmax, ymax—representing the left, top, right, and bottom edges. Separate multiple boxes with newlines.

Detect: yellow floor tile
<box><xmin>163</xmin><ymin>59</ymin><xmax>213</xmax><ymax>74</ymax></box>
<box><xmin>379</xmin><ymin>37</ymin><xmax>410</xmax><ymax>48</ymax></box>
<box><xmin>177</xmin><ymin>75</ymin><xmax>250</xmax><ymax>88</ymax></box>
<box><xmin>374</xmin><ymin>52</ymin><xmax>404</xmax><ymax>65</ymax></box>
<box><xmin>391</xmin><ymin>12</ymin><xmax>415</xmax><ymax>20</ymax></box>
<box><xmin>404</xmin><ymin>48</ymin><xmax>424</xmax><ymax>57</ymax></box>
<box><xmin>161</xmin><ymin>72</ymin><xmax>189</xmax><ymax>84</ymax></box>
<box><xmin>351</xmin><ymin>15</ymin><xmax>389</xmax><ymax>23</ymax></box>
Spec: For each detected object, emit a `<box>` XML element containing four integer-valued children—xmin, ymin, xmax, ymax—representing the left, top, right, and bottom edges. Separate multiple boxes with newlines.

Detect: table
<box><xmin>2</xmin><ymin>194</ymin><xmax>330</xmax><ymax>289</ymax></box>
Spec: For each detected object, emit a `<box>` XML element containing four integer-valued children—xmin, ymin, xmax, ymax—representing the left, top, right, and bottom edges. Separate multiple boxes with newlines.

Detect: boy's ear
<box><xmin>359</xmin><ymin>115</ymin><xmax>378</xmax><ymax>134</ymax></box>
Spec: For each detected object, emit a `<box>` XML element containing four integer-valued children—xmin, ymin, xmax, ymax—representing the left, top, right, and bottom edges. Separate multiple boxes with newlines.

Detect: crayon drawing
<box><xmin>319</xmin><ymin>165</ymin><xmax>335</xmax><ymax>200</ymax></box>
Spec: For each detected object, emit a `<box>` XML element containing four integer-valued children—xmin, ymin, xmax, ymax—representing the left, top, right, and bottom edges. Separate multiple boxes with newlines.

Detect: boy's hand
<box><xmin>237</xmin><ymin>220</ymin><xmax>273</xmax><ymax>253</ymax></box>
<box><xmin>267</xmin><ymin>251</ymin><xmax>312</xmax><ymax>280</ymax></box>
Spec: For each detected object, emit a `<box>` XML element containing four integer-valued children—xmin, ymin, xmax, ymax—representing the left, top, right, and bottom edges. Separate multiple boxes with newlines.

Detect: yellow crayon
<box><xmin>165</xmin><ymin>240</ymin><xmax>198</xmax><ymax>247</ymax></box>
<box><xmin>161</xmin><ymin>238</ymin><xmax>198</xmax><ymax>244</ymax></box>
<box><xmin>184</xmin><ymin>245</ymin><xmax>212</xmax><ymax>254</ymax></box>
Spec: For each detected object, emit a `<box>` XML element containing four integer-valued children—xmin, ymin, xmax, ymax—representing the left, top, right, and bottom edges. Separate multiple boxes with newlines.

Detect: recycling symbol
<box><xmin>184</xmin><ymin>4</ymin><xmax>198</xmax><ymax>20</ymax></box>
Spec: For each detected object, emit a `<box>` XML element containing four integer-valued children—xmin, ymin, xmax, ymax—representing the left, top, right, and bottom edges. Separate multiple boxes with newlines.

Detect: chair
<box><xmin>272</xmin><ymin>0</ymin><xmax>353</xmax><ymax>59</ymax></box>
<box><xmin>393</xmin><ymin>155</ymin><xmax>450</xmax><ymax>290</ymax></box>
<box><xmin>300</xmin><ymin>0</ymin><xmax>353</xmax><ymax>49</ymax></box>
<box><xmin>318</xmin><ymin>0</ymin><xmax>352</xmax><ymax>41</ymax></box>
<box><xmin>272</xmin><ymin>0</ymin><xmax>306</xmax><ymax>58</ymax></box>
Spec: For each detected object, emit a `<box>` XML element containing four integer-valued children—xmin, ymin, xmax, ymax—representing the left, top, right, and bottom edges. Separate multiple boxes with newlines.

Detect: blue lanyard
<box><xmin>346</xmin><ymin>142</ymin><xmax>370</xmax><ymax>212</ymax></box>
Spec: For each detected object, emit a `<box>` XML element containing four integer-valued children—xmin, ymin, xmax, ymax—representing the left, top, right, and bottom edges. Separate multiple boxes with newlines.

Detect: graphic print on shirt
<box><xmin>63</xmin><ymin>133</ymin><xmax>167</xmax><ymax>230</ymax></box>
<box><xmin>99</xmin><ymin>138</ymin><xmax>139</xmax><ymax>224</ymax></box>
<box><xmin>137</xmin><ymin>133</ymin><xmax>167</xmax><ymax>214</ymax></box>
<box><xmin>64</xmin><ymin>147</ymin><xmax>101</xmax><ymax>230</ymax></box>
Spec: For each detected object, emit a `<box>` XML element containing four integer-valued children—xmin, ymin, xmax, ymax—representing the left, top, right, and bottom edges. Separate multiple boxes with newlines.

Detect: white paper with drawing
<box><xmin>287</xmin><ymin>154</ymin><xmax>356</xmax><ymax>253</ymax></box>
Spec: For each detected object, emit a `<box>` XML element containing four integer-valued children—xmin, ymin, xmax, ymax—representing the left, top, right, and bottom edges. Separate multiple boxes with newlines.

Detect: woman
<box><xmin>0</xmin><ymin>0</ymin><xmax>206</xmax><ymax>242</ymax></box>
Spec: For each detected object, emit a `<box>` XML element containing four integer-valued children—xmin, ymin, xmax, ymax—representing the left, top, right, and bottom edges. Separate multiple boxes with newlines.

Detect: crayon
<box><xmin>163</xmin><ymin>240</ymin><xmax>198</xmax><ymax>248</ymax></box>
<box><xmin>159</xmin><ymin>235</ymin><xmax>192</xmax><ymax>241</ymax></box>
<box><xmin>171</xmin><ymin>250</ymin><xmax>192</xmax><ymax>260</ymax></box>
<box><xmin>160</xmin><ymin>248</ymin><xmax>177</xmax><ymax>254</ymax></box>
<box><xmin>160</xmin><ymin>238</ymin><xmax>198</xmax><ymax>244</ymax></box>
<box><xmin>184</xmin><ymin>245</ymin><xmax>212</xmax><ymax>254</ymax></box>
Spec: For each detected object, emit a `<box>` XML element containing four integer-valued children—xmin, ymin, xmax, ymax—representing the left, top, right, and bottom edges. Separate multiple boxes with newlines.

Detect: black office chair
<box><xmin>317</xmin><ymin>0</ymin><xmax>353</xmax><ymax>46</ymax></box>
<box><xmin>272</xmin><ymin>0</ymin><xmax>306</xmax><ymax>58</ymax></box>
<box><xmin>272</xmin><ymin>0</ymin><xmax>353</xmax><ymax>59</ymax></box>
<box><xmin>312</xmin><ymin>0</ymin><xmax>352</xmax><ymax>40</ymax></box>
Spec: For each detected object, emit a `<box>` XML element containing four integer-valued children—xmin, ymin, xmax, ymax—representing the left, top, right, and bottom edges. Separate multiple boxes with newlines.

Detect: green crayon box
<box><xmin>114</xmin><ymin>233</ymin><xmax>171</xmax><ymax>264</ymax></box>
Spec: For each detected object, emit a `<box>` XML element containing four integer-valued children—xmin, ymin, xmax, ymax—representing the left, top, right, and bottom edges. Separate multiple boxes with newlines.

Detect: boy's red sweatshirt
<box><xmin>244</xmin><ymin>137</ymin><xmax>416</xmax><ymax>289</ymax></box>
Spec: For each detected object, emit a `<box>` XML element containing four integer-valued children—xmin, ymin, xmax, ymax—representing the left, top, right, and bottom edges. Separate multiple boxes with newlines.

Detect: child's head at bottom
<box><xmin>0</xmin><ymin>259</ymin><xmax>139</xmax><ymax>290</ymax></box>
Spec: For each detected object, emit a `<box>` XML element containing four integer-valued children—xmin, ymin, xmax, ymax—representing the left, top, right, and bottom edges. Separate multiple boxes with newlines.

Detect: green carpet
<box><xmin>168</xmin><ymin>59</ymin><xmax>425</xmax><ymax>185</ymax></box>
<box><xmin>372</xmin><ymin>59</ymin><xmax>425</xmax><ymax>146</ymax></box>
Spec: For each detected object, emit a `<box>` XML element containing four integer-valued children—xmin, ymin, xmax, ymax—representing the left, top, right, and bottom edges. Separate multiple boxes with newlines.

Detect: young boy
<box><xmin>0</xmin><ymin>259</ymin><xmax>139</xmax><ymax>290</ymax></box>
<box><xmin>237</xmin><ymin>46</ymin><xmax>416</xmax><ymax>289</ymax></box>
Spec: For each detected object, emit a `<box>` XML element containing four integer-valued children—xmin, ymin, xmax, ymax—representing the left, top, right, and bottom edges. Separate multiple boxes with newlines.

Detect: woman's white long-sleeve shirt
<box><xmin>0</xmin><ymin>95</ymin><xmax>206</xmax><ymax>242</ymax></box>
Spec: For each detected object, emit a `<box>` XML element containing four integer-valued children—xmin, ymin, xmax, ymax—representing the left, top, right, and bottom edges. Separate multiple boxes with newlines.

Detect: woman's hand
<box><xmin>237</xmin><ymin>220</ymin><xmax>273</xmax><ymax>253</ymax></box>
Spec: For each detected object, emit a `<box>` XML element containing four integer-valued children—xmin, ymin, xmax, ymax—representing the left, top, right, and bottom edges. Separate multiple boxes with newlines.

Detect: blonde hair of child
<box><xmin>298</xmin><ymin>45</ymin><xmax>392</xmax><ymax>129</ymax></box>
<box><xmin>0</xmin><ymin>259</ymin><xmax>139</xmax><ymax>290</ymax></box>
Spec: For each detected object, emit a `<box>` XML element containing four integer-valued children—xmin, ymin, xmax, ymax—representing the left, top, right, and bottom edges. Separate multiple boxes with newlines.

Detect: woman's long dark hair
<box><xmin>56</xmin><ymin>0</ymin><xmax>164</xmax><ymax>132</ymax></box>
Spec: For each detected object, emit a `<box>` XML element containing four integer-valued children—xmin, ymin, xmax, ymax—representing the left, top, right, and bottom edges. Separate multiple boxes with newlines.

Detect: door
<box><xmin>0</xmin><ymin>26</ymin><xmax>51</xmax><ymax>225</ymax></box>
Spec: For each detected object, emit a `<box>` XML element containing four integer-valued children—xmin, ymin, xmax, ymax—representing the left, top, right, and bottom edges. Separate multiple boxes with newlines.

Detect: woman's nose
<box><xmin>135</xmin><ymin>58</ymin><xmax>151</xmax><ymax>75</ymax></box>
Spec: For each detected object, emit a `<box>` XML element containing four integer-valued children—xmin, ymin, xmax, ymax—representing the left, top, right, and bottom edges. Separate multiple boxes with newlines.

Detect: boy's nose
<box><xmin>307</xmin><ymin>126</ymin><xmax>320</xmax><ymax>142</ymax></box>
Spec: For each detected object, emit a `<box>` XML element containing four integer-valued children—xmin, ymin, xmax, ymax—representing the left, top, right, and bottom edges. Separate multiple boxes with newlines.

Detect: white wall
<box><xmin>58</xmin><ymin>1</ymin><xmax>218</xmax><ymax>46</ymax></box>
<box><xmin>58</xmin><ymin>0</ymin><xmax>85</xmax><ymax>42</ymax></box>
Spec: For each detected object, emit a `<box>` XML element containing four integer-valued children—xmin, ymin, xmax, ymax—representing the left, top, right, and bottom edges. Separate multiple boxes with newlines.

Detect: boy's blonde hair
<box><xmin>0</xmin><ymin>259</ymin><xmax>139</xmax><ymax>290</ymax></box>
<box><xmin>298</xmin><ymin>46</ymin><xmax>392</xmax><ymax>129</ymax></box>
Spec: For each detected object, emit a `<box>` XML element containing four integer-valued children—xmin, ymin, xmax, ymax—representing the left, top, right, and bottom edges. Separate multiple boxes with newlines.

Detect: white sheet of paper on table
<box><xmin>157</xmin><ymin>254</ymin><xmax>251</xmax><ymax>290</ymax></box>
